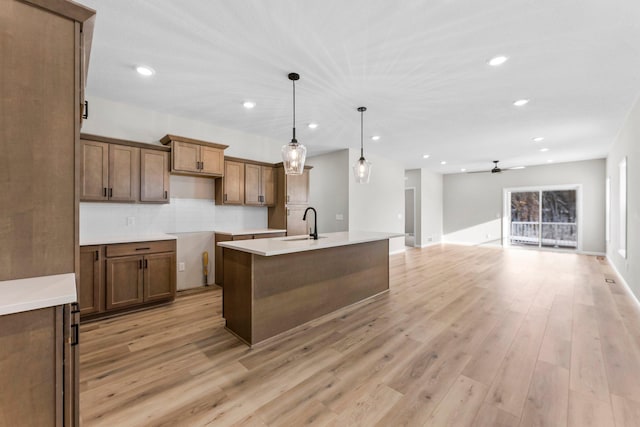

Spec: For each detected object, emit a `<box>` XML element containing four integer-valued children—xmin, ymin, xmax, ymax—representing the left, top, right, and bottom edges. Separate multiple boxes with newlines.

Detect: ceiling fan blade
<box><xmin>466</xmin><ymin>170</ymin><xmax>490</xmax><ymax>174</ymax></box>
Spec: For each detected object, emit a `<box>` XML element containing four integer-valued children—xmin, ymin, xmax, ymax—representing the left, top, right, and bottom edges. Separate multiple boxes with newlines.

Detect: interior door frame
<box><xmin>404</xmin><ymin>187</ymin><xmax>417</xmax><ymax>247</ymax></box>
<box><xmin>502</xmin><ymin>184</ymin><xmax>583</xmax><ymax>252</ymax></box>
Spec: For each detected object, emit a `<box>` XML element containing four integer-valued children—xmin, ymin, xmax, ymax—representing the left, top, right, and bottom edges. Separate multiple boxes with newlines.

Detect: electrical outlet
<box><xmin>427</xmin><ymin>236</ymin><xmax>433</xmax><ymax>242</ymax></box>
<box><xmin>126</xmin><ymin>216</ymin><xmax>135</xmax><ymax>226</ymax></box>
<box><xmin>336</xmin><ymin>214</ymin><xmax>344</xmax><ymax>221</ymax></box>
<box><xmin>486</xmin><ymin>234</ymin><xmax>491</xmax><ymax>239</ymax></box>
<box><xmin>178</xmin><ymin>262</ymin><xmax>185</xmax><ymax>272</ymax></box>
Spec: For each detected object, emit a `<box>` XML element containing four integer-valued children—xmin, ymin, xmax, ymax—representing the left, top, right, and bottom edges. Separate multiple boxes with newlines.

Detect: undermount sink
<box><xmin>280</xmin><ymin>236</ymin><xmax>328</xmax><ymax>241</ymax></box>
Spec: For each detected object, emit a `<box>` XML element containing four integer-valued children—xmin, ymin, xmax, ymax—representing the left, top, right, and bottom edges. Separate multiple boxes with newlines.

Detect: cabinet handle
<box><xmin>103</xmin><ymin>187</ymin><xmax>107</xmax><ymax>197</ymax></box>
<box><xmin>144</xmin><ymin>259</ymin><xmax>148</xmax><ymax>269</ymax></box>
<box><xmin>95</xmin><ymin>250</ymin><xmax>99</xmax><ymax>261</ymax></box>
<box><xmin>287</xmin><ymin>208</ymin><xmax>290</xmax><ymax>216</ymax></box>
<box><xmin>139</xmin><ymin>259</ymin><xmax>143</xmax><ymax>269</ymax></box>
<box><xmin>224</xmin><ymin>194</ymin><xmax>227</xmax><ymax>202</ymax></box>
<box><xmin>200</xmin><ymin>161</ymin><xmax>204</xmax><ymax>170</ymax></box>
<box><xmin>71</xmin><ymin>324</ymin><xmax>79</xmax><ymax>346</ymax></box>
<box><xmin>109</xmin><ymin>188</ymin><xmax>113</xmax><ymax>198</ymax></box>
<box><xmin>135</xmin><ymin>247</ymin><xmax>151</xmax><ymax>251</ymax></box>
<box><xmin>164</xmin><ymin>190</ymin><xmax>168</xmax><ymax>199</ymax></box>
<box><xmin>82</xmin><ymin>100</ymin><xmax>89</xmax><ymax>119</ymax></box>
<box><xmin>286</xmin><ymin>195</ymin><xmax>290</xmax><ymax>203</ymax></box>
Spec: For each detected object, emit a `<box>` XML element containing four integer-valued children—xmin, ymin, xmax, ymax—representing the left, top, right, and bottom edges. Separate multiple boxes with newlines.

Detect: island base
<box><xmin>223</xmin><ymin>239</ymin><xmax>390</xmax><ymax>345</ymax></box>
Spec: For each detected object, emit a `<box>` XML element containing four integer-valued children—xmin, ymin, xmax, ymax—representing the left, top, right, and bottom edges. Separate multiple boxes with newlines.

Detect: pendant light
<box><xmin>281</xmin><ymin>72</ymin><xmax>307</xmax><ymax>175</ymax></box>
<box><xmin>353</xmin><ymin>106</ymin><xmax>372</xmax><ymax>183</ymax></box>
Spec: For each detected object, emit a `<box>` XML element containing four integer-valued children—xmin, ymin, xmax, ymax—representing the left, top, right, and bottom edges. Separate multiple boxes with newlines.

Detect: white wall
<box><xmin>443</xmin><ymin>159</ymin><xmax>606</xmax><ymax>253</ymax></box>
<box><xmin>607</xmin><ymin>95</ymin><xmax>640</xmax><ymax>298</ymax></box>
<box><xmin>405</xmin><ymin>170</ymin><xmax>422</xmax><ymax>246</ymax></box>
<box><xmin>308</xmin><ymin>150</ymin><xmax>349</xmax><ymax>233</ymax></box>
<box><xmin>348</xmin><ymin>149</ymin><xmax>405</xmax><ymax>253</ymax></box>
<box><xmin>420</xmin><ymin>170</ymin><xmax>443</xmax><ymax>246</ymax></box>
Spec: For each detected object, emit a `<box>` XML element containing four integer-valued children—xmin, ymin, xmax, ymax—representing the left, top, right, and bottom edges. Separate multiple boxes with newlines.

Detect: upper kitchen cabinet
<box><xmin>160</xmin><ymin>134</ymin><xmax>228</xmax><ymax>177</ymax></box>
<box><xmin>140</xmin><ymin>149</ymin><xmax>170</xmax><ymax>202</ymax></box>
<box><xmin>80</xmin><ymin>134</ymin><xmax>171</xmax><ymax>204</ymax></box>
<box><xmin>215</xmin><ymin>160</ymin><xmax>244</xmax><ymax>205</ymax></box>
<box><xmin>245</xmin><ymin>162</ymin><xmax>275</xmax><ymax>207</ymax></box>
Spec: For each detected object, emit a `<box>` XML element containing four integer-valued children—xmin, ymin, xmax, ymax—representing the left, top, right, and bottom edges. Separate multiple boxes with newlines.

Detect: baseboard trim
<box><xmin>606</xmin><ymin>255</ymin><xmax>640</xmax><ymax>310</ymax></box>
<box><xmin>418</xmin><ymin>241</ymin><xmax>442</xmax><ymax>248</ymax></box>
<box><xmin>389</xmin><ymin>248</ymin><xmax>406</xmax><ymax>255</ymax></box>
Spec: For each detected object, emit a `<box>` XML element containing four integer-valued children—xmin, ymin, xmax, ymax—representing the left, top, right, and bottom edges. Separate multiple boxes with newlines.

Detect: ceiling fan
<box><xmin>467</xmin><ymin>160</ymin><xmax>509</xmax><ymax>174</ymax></box>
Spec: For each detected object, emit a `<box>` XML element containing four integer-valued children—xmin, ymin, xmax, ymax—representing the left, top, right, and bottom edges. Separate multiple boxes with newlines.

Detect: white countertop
<box><xmin>80</xmin><ymin>233</ymin><xmax>177</xmax><ymax>246</ymax></box>
<box><xmin>214</xmin><ymin>228</ymin><xmax>287</xmax><ymax>236</ymax></box>
<box><xmin>0</xmin><ymin>273</ymin><xmax>77</xmax><ymax>316</ymax></box>
<box><xmin>217</xmin><ymin>231</ymin><xmax>403</xmax><ymax>256</ymax></box>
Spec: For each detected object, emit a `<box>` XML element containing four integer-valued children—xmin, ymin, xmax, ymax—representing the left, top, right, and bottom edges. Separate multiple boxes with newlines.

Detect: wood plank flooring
<box><xmin>79</xmin><ymin>244</ymin><xmax>640</xmax><ymax>426</ymax></box>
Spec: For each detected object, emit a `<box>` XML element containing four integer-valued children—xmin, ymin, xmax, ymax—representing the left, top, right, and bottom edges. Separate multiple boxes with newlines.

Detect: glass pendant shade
<box><xmin>282</xmin><ymin>72</ymin><xmax>306</xmax><ymax>175</ymax></box>
<box><xmin>281</xmin><ymin>139</ymin><xmax>307</xmax><ymax>175</ymax></box>
<box><xmin>353</xmin><ymin>106</ymin><xmax>372</xmax><ymax>184</ymax></box>
<box><xmin>353</xmin><ymin>156</ymin><xmax>372</xmax><ymax>183</ymax></box>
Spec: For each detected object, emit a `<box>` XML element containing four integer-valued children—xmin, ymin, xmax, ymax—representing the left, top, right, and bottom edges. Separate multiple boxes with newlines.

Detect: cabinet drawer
<box><xmin>106</xmin><ymin>240</ymin><xmax>176</xmax><ymax>257</ymax></box>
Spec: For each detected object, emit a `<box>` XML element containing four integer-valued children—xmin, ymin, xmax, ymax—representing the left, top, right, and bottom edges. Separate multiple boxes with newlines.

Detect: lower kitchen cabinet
<box><xmin>79</xmin><ymin>245</ymin><xmax>104</xmax><ymax>315</ymax></box>
<box><xmin>80</xmin><ymin>239</ymin><xmax>176</xmax><ymax>319</ymax></box>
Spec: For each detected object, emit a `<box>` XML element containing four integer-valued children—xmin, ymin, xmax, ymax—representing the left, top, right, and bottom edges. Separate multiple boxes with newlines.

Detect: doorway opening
<box><xmin>503</xmin><ymin>186</ymin><xmax>581</xmax><ymax>251</ymax></box>
<box><xmin>405</xmin><ymin>188</ymin><xmax>416</xmax><ymax>247</ymax></box>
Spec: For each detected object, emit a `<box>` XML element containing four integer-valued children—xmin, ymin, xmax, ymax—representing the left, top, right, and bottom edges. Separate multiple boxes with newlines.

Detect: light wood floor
<box><xmin>79</xmin><ymin>245</ymin><xmax>640</xmax><ymax>426</ymax></box>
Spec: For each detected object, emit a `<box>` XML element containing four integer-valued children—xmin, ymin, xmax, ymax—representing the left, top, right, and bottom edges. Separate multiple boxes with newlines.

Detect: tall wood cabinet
<box><xmin>268</xmin><ymin>165</ymin><xmax>313</xmax><ymax>235</ymax></box>
<box><xmin>0</xmin><ymin>0</ymin><xmax>95</xmax><ymax>425</ymax></box>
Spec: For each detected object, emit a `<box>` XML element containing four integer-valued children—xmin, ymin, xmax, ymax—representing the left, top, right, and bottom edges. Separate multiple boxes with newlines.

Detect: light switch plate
<box><xmin>336</xmin><ymin>214</ymin><xmax>344</xmax><ymax>221</ymax></box>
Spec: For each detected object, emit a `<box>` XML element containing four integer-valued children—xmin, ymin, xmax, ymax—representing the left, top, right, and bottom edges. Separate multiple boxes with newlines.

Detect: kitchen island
<box><xmin>218</xmin><ymin>231</ymin><xmax>401</xmax><ymax>345</ymax></box>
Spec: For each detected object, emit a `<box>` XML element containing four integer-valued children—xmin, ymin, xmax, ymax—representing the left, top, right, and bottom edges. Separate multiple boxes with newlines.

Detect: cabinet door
<box><xmin>287</xmin><ymin>205</ymin><xmax>310</xmax><ymax>236</ymax></box>
<box><xmin>140</xmin><ymin>149</ymin><xmax>170</xmax><ymax>203</ymax></box>
<box><xmin>78</xmin><ymin>246</ymin><xmax>102</xmax><ymax>315</ymax></box>
<box><xmin>244</xmin><ymin>163</ymin><xmax>262</xmax><ymax>206</ymax></box>
<box><xmin>262</xmin><ymin>166</ymin><xmax>276</xmax><ymax>206</ymax></box>
<box><xmin>286</xmin><ymin>169</ymin><xmax>309</xmax><ymax>204</ymax></box>
<box><xmin>109</xmin><ymin>145</ymin><xmax>139</xmax><ymax>202</ymax></box>
<box><xmin>173</xmin><ymin>141</ymin><xmax>200</xmax><ymax>173</ymax></box>
<box><xmin>143</xmin><ymin>252</ymin><xmax>176</xmax><ymax>302</ymax></box>
<box><xmin>80</xmin><ymin>140</ymin><xmax>109</xmax><ymax>201</ymax></box>
<box><xmin>223</xmin><ymin>160</ymin><xmax>245</xmax><ymax>204</ymax></box>
<box><xmin>106</xmin><ymin>256</ymin><xmax>144</xmax><ymax>310</ymax></box>
<box><xmin>200</xmin><ymin>145</ymin><xmax>224</xmax><ymax>175</ymax></box>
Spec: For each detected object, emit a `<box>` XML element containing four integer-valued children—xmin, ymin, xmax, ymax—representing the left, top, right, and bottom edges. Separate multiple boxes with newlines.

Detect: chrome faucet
<box><xmin>302</xmin><ymin>207</ymin><xmax>318</xmax><ymax>240</ymax></box>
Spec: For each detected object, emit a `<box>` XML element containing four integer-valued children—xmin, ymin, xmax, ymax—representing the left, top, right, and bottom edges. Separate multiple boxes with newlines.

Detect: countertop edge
<box><xmin>80</xmin><ymin>234</ymin><xmax>178</xmax><ymax>246</ymax></box>
<box><xmin>0</xmin><ymin>273</ymin><xmax>77</xmax><ymax>316</ymax></box>
<box><xmin>214</xmin><ymin>229</ymin><xmax>287</xmax><ymax>236</ymax></box>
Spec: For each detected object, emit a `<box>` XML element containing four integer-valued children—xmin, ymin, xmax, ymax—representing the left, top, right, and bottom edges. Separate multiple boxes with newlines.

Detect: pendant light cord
<box><xmin>360</xmin><ymin>109</ymin><xmax>364</xmax><ymax>158</ymax></box>
<box><xmin>292</xmin><ymin>79</ymin><xmax>296</xmax><ymax>142</ymax></box>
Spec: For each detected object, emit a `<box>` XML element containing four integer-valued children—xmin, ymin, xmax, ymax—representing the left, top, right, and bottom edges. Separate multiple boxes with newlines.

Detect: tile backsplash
<box><xmin>80</xmin><ymin>199</ymin><xmax>268</xmax><ymax>240</ymax></box>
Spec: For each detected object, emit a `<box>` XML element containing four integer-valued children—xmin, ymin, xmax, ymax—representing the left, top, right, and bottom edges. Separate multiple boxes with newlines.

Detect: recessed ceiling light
<box><xmin>440</xmin><ymin>161</ymin><xmax>447</xmax><ymax>165</ymax></box>
<box><xmin>135</xmin><ymin>65</ymin><xmax>155</xmax><ymax>77</ymax></box>
<box><xmin>532</xmin><ymin>137</ymin><xmax>544</xmax><ymax>142</ymax></box>
<box><xmin>513</xmin><ymin>99</ymin><xmax>530</xmax><ymax>107</ymax></box>
<box><xmin>308</xmin><ymin>123</ymin><xmax>318</xmax><ymax>129</ymax></box>
<box><xmin>461</xmin><ymin>168</ymin><xmax>466</xmax><ymax>172</ymax></box>
<box><xmin>547</xmin><ymin>159</ymin><xmax>554</xmax><ymax>163</ymax></box>
<box><xmin>423</xmin><ymin>154</ymin><xmax>430</xmax><ymax>159</ymax></box>
<box><xmin>371</xmin><ymin>135</ymin><xmax>381</xmax><ymax>141</ymax></box>
<box><xmin>243</xmin><ymin>101</ymin><xmax>256</xmax><ymax>109</ymax></box>
<box><xmin>540</xmin><ymin>148</ymin><xmax>549</xmax><ymax>152</ymax></box>
<box><xmin>510</xmin><ymin>166</ymin><xmax>526</xmax><ymax>170</ymax></box>
<box><xmin>488</xmin><ymin>55</ymin><xmax>508</xmax><ymax>66</ymax></box>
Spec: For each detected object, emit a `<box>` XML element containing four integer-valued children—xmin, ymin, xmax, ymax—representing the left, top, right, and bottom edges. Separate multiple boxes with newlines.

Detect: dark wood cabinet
<box><xmin>83</xmin><ymin>239</ymin><xmax>176</xmax><ymax>319</ymax></box>
<box><xmin>106</xmin><ymin>256</ymin><xmax>144</xmax><ymax>310</ymax></box>
<box><xmin>268</xmin><ymin>165</ymin><xmax>313</xmax><ymax>235</ymax></box>
<box><xmin>79</xmin><ymin>245</ymin><xmax>103</xmax><ymax>315</ymax></box>
<box><xmin>215</xmin><ymin>160</ymin><xmax>245</xmax><ymax>204</ymax></box>
<box><xmin>161</xmin><ymin>134</ymin><xmax>227</xmax><ymax>177</ymax></box>
<box><xmin>245</xmin><ymin>163</ymin><xmax>275</xmax><ymax>206</ymax></box>
<box><xmin>80</xmin><ymin>139</ymin><xmax>140</xmax><ymax>202</ymax></box>
<box><xmin>140</xmin><ymin>149</ymin><xmax>170</xmax><ymax>202</ymax></box>
<box><xmin>214</xmin><ymin>231</ymin><xmax>286</xmax><ymax>286</ymax></box>
<box><xmin>80</xmin><ymin>136</ymin><xmax>170</xmax><ymax>204</ymax></box>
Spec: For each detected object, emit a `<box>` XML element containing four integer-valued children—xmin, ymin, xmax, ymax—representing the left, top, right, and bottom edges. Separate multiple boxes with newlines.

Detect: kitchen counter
<box><xmin>214</xmin><ymin>228</ymin><xmax>286</xmax><ymax>236</ymax></box>
<box><xmin>0</xmin><ymin>273</ymin><xmax>77</xmax><ymax>316</ymax></box>
<box><xmin>221</xmin><ymin>231</ymin><xmax>398</xmax><ymax>345</ymax></box>
<box><xmin>217</xmin><ymin>231</ymin><xmax>403</xmax><ymax>256</ymax></box>
<box><xmin>80</xmin><ymin>233</ymin><xmax>177</xmax><ymax>246</ymax></box>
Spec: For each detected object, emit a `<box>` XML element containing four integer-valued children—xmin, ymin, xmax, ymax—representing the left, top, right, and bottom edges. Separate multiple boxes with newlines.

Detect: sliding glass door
<box><xmin>508</xmin><ymin>187</ymin><xmax>578</xmax><ymax>249</ymax></box>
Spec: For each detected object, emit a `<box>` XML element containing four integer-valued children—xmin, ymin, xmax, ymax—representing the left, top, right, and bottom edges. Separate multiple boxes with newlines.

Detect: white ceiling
<box><xmin>78</xmin><ymin>0</ymin><xmax>640</xmax><ymax>173</ymax></box>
